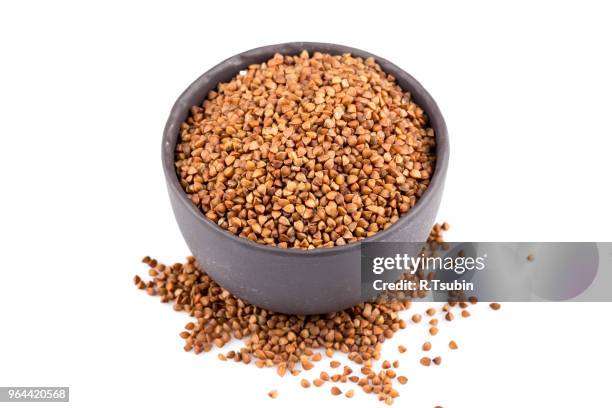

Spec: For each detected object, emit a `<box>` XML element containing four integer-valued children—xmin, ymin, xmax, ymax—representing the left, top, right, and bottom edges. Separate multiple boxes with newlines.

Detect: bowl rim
<box><xmin>162</xmin><ymin>42</ymin><xmax>449</xmax><ymax>257</ymax></box>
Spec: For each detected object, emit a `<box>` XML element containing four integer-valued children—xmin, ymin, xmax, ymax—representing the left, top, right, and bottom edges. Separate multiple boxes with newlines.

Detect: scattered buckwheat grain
<box><xmin>134</xmin><ymin>223</ymin><xmax>501</xmax><ymax>406</ymax></box>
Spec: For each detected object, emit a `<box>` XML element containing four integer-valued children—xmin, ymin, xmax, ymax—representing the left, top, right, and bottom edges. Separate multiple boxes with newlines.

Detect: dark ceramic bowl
<box><xmin>162</xmin><ymin>42</ymin><xmax>449</xmax><ymax>315</ymax></box>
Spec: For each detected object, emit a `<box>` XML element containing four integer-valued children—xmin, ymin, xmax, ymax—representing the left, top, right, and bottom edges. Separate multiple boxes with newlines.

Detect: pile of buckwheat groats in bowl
<box><xmin>174</xmin><ymin>51</ymin><xmax>436</xmax><ymax>249</ymax></box>
<box><xmin>134</xmin><ymin>223</ymin><xmax>502</xmax><ymax>406</ymax></box>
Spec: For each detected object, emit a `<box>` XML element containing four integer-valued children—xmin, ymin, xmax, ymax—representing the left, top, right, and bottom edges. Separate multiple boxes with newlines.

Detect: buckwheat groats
<box><xmin>175</xmin><ymin>51</ymin><xmax>436</xmax><ymax>248</ymax></box>
<box><xmin>136</xmin><ymin>224</ymin><xmax>505</xmax><ymax>405</ymax></box>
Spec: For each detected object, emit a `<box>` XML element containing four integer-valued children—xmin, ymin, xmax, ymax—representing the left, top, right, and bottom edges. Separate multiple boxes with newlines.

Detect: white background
<box><xmin>1</xmin><ymin>1</ymin><xmax>611</xmax><ymax>407</ymax></box>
